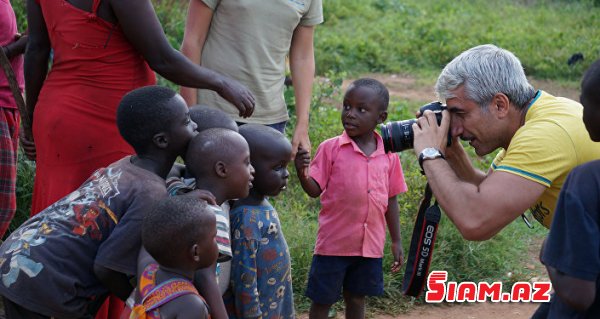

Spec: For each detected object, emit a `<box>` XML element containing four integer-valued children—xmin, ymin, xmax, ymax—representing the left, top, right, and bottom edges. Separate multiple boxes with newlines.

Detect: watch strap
<box><xmin>418</xmin><ymin>148</ymin><xmax>445</xmax><ymax>175</ymax></box>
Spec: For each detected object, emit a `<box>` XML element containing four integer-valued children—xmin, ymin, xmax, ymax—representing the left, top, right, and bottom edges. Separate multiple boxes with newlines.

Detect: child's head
<box><xmin>117</xmin><ymin>85</ymin><xmax>197</xmax><ymax>156</ymax></box>
<box><xmin>189</xmin><ymin>104</ymin><xmax>239</xmax><ymax>133</ymax></box>
<box><xmin>341</xmin><ymin>78</ymin><xmax>389</xmax><ymax>138</ymax></box>
<box><xmin>185</xmin><ymin>128</ymin><xmax>254</xmax><ymax>201</ymax></box>
<box><xmin>238</xmin><ymin>124</ymin><xmax>292</xmax><ymax>197</ymax></box>
<box><xmin>581</xmin><ymin>59</ymin><xmax>600</xmax><ymax>142</ymax></box>
<box><xmin>143</xmin><ymin>197</ymin><xmax>218</xmax><ymax>271</ymax></box>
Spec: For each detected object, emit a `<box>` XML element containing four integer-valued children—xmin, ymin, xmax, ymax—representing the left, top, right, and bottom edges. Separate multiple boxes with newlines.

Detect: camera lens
<box><xmin>380</xmin><ymin>101</ymin><xmax>450</xmax><ymax>153</ymax></box>
<box><xmin>381</xmin><ymin>119</ymin><xmax>416</xmax><ymax>153</ymax></box>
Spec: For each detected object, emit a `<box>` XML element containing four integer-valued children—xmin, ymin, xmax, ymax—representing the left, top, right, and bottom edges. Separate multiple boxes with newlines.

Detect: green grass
<box><xmin>317</xmin><ymin>0</ymin><xmax>600</xmax><ymax>80</ymax></box>
<box><xmin>9</xmin><ymin>0</ymin><xmax>589</xmax><ymax>314</ymax></box>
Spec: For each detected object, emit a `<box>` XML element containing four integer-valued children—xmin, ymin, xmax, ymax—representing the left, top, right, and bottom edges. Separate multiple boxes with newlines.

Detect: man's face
<box><xmin>581</xmin><ymin>91</ymin><xmax>600</xmax><ymax>142</ymax></box>
<box><xmin>446</xmin><ymin>86</ymin><xmax>504</xmax><ymax>156</ymax></box>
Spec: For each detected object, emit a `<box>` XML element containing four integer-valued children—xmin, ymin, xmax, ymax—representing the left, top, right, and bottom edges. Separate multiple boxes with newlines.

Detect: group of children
<box><xmin>0</xmin><ymin>78</ymin><xmax>407</xmax><ymax>319</ymax></box>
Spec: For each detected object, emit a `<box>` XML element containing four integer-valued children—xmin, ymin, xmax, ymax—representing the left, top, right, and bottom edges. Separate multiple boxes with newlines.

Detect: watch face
<box><xmin>423</xmin><ymin>148</ymin><xmax>439</xmax><ymax>157</ymax></box>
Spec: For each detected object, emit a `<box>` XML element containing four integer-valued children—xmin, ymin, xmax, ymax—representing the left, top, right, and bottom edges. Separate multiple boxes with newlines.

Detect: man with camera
<box><xmin>409</xmin><ymin>44</ymin><xmax>600</xmax><ymax>241</ymax></box>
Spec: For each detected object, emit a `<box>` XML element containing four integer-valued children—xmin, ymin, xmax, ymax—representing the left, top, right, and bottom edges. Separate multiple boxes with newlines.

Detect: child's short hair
<box><xmin>349</xmin><ymin>78</ymin><xmax>390</xmax><ymax>110</ymax></box>
<box><xmin>582</xmin><ymin>59</ymin><xmax>600</xmax><ymax>104</ymax></box>
<box><xmin>142</xmin><ymin>196</ymin><xmax>213</xmax><ymax>268</ymax></box>
<box><xmin>185</xmin><ymin>128</ymin><xmax>247</xmax><ymax>178</ymax></box>
<box><xmin>190</xmin><ymin>105</ymin><xmax>238</xmax><ymax>132</ymax></box>
<box><xmin>238</xmin><ymin>124</ymin><xmax>289</xmax><ymax>154</ymax></box>
<box><xmin>117</xmin><ymin>85</ymin><xmax>183</xmax><ymax>153</ymax></box>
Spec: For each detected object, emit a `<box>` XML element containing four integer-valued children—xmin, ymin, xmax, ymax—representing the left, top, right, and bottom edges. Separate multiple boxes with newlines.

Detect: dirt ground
<box><xmin>342</xmin><ymin>73</ymin><xmax>581</xmax><ymax>103</ymax></box>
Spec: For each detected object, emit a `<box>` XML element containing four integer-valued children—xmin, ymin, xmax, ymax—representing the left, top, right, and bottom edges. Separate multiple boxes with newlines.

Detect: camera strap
<box><xmin>402</xmin><ymin>183</ymin><xmax>441</xmax><ymax>297</ymax></box>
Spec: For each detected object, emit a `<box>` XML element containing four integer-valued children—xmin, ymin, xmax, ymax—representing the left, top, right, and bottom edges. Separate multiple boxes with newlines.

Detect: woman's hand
<box><xmin>19</xmin><ymin>126</ymin><xmax>36</xmax><ymax>161</ymax></box>
<box><xmin>217</xmin><ymin>75</ymin><xmax>255</xmax><ymax>118</ymax></box>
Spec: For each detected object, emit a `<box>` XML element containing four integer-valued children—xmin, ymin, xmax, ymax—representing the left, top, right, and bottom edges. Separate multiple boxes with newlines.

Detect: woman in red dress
<box><xmin>20</xmin><ymin>0</ymin><xmax>255</xmax><ymax>317</ymax></box>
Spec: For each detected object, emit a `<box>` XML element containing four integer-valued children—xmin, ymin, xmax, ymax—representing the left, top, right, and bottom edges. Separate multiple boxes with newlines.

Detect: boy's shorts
<box><xmin>305</xmin><ymin>255</ymin><xmax>383</xmax><ymax>305</ymax></box>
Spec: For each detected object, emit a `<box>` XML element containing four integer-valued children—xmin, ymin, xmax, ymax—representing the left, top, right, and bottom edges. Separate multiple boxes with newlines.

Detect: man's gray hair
<box><xmin>435</xmin><ymin>44</ymin><xmax>535</xmax><ymax>110</ymax></box>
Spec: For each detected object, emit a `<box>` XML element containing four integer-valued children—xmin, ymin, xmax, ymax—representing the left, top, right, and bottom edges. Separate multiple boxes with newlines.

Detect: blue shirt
<box><xmin>228</xmin><ymin>203</ymin><xmax>294</xmax><ymax>319</ymax></box>
<box><xmin>542</xmin><ymin>160</ymin><xmax>600</xmax><ymax>318</ymax></box>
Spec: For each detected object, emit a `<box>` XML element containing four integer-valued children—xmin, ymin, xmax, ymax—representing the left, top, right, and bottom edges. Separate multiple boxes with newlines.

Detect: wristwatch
<box><xmin>418</xmin><ymin>147</ymin><xmax>445</xmax><ymax>175</ymax></box>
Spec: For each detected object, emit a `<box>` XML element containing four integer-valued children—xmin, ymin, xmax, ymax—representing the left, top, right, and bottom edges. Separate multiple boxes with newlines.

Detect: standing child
<box><xmin>129</xmin><ymin>197</ymin><xmax>219</xmax><ymax>319</ymax></box>
<box><xmin>0</xmin><ymin>86</ymin><xmax>201</xmax><ymax>318</ymax></box>
<box><xmin>540</xmin><ymin>59</ymin><xmax>600</xmax><ymax>318</ymax></box>
<box><xmin>295</xmin><ymin>78</ymin><xmax>407</xmax><ymax>319</ymax></box>
<box><xmin>228</xmin><ymin>124</ymin><xmax>294</xmax><ymax>319</ymax></box>
<box><xmin>0</xmin><ymin>0</ymin><xmax>28</xmax><ymax>237</ymax></box>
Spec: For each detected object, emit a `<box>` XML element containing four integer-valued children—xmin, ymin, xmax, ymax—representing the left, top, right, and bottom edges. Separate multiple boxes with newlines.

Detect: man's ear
<box><xmin>378</xmin><ymin>110</ymin><xmax>388</xmax><ymax>124</ymax></box>
<box><xmin>152</xmin><ymin>132</ymin><xmax>169</xmax><ymax>149</ymax></box>
<box><xmin>492</xmin><ymin>93</ymin><xmax>510</xmax><ymax>118</ymax></box>
<box><xmin>190</xmin><ymin>244</ymin><xmax>200</xmax><ymax>262</ymax></box>
<box><xmin>215</xmin><ymin>161</ymin><xmax>227</xmax><ymax>178</ymax></box>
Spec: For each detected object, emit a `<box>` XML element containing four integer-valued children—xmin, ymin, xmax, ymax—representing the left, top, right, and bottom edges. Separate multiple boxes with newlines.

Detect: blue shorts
<box><xmin>305</xmin><ymin>255</ymin><xmax>384</xmax><ymax>305</ymax></box>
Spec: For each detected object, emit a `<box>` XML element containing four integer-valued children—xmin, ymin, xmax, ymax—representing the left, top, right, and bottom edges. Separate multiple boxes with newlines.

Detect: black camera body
<box><xmin>380</xmin><ymin>101</ymin><xmax>450</xmax><ymax>153</ymax></box>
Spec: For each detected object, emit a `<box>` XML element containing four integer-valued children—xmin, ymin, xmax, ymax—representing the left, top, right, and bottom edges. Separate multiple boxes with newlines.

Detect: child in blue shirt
<box><xmin>227</xmin><ymin>124</ymin><xmax>294</xmax><ymax>319</ymax></box>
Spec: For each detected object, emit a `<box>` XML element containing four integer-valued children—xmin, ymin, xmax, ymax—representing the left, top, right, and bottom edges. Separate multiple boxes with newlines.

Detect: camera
<box><xmin>380</xmin><ymin>101</ymin><xmax>451</xmax><ymax>153</ymax></box>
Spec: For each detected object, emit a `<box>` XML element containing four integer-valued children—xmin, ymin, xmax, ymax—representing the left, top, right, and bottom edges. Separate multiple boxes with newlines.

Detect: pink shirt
<box><xmin>0</xmin><ymin>0</ymin><xmax>24</xmax><ymax>109</ymax></box>
<box><xmin>310</xmin><ymin>131</ymin><xmax>407</xmax><ymax>258</ymax></box>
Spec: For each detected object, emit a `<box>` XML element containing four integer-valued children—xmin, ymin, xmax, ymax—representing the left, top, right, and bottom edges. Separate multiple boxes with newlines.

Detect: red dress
<box><xmin>31</xmin><ymin>0</ymin><xmax>155</xmax><ymax>215</ymax></box>
<box><xmin>31</xmin><ymin>1</ymin><xmax>155</xmax><ymax>318</ymax></box>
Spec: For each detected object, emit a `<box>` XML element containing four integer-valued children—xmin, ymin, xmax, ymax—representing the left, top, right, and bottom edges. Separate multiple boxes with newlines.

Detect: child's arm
<box><xmin>93</xmin><ymin>265</ymin><xmax>134</xmax><ymax>301</ymax></box>
<box><xmin>545</xmin><ymin>264</ymin><xmax>596</xmax><ymax>311</ymax></box>
<box><xmin>167</xmin><ymin>162</ymin><xmax>186</xmax><ymax>180</ymax></box>
<box><xmin>174</xmin><ymin>295</ymin><xmax>210</xmax><ymax>319</ymax></box>
<box><xmin>539</xmin><ymin>238</ymin><xmax>596</xmax><ymax>311</ymax></box>
<box><xmin>194</xmin><ymin>264</ymin><xmax>228</xmax><ymax>319</ymax></box>
<box><xmin>294</xmin><ymin>147</ymin><xmax>322</xmax><ymax>197</ymax></box>
<box><xmin>386</xmin><ymin>196</ymin><xmax>403</xmax><ymax>273</ymax></box>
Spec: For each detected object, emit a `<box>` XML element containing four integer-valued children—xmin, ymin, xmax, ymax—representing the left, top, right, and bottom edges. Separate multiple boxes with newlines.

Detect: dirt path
<box><xmin>343</xmin><ymin>73</ymin><xmax>581</xmax><ymax>103</ymax></box>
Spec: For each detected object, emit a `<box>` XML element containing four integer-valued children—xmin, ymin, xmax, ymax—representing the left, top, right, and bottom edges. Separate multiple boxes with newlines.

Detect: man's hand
<box><xmin>216</xmin><ymin>76</ymin><xmax>255</xmax><ymax>118</ymax></box>
<box><xmin>19</xmin><ymin>126</ymin><xmax>36</xmax><ymax>161</ymax></box>
<box><xmin>412</xmin><ymin>109</ymin><xmax>451</xmax><ymax>156</ymax></box>
<box><xmin>391</xmin><ymin>240</ymin><xmax>404</xmax><ymax>273</ymax></box>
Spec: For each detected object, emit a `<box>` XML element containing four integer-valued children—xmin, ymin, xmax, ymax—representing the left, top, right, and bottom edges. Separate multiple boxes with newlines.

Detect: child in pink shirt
<box><xmin>295</xmin><ymin>78</ymin><xmax>407</xmax><ymax>319</ymax></box>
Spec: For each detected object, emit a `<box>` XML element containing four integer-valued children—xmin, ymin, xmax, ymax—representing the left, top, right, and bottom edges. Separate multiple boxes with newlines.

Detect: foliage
<box><xmin>317</xmin><ymin>0</ymin><xmax>600</xmax><ymax>80</ymax></box>
<box><xmin>8</xmin><ymin>0</ymin><xmax>581</xmax><ymax>314</ymax></box>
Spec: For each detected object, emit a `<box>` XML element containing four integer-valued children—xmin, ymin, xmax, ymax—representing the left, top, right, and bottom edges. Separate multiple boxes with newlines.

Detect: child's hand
<box><xmin>167</xmin><ymin>162</ymin><xmax>186</xmax><ymax>179</ymax></box>
<box><xmin>391</xmin><ymin>240</ymin><xmax>404</xmax><ymax>273</ymax></box>
<box><xmin>294</xmin><ymin>147</ymin><xmax>310</xmax><ymax>179</ymax></box>
<box><xmin>184</xmin><ymin>189</ymin><xmax>217</xmax><ymax>205</ymax></box>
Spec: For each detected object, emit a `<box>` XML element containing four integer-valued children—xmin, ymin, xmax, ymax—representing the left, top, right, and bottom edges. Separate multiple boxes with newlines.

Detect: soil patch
<box><xmin>341</xmin><ymin>73</ymin><xmax>581</xmax><ymax>103</ymax></box>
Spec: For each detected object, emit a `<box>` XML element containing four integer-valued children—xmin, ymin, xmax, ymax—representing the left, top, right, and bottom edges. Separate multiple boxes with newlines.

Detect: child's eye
<box><xmin>343</xmin><ymin>105</ymin><xmax>350</xmax><ymax>110</ymax></box>
<box><xmin>359</xmin><ymin>108</ymin><xmax>366</xmax><ymax>113</ymax></box>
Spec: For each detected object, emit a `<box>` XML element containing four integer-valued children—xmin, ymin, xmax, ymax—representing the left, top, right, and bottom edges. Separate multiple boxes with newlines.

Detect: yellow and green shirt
<box><xmin>492</xmin><ymin>90</ymin><xmax>600</xmax><ymax>228</ymax></box>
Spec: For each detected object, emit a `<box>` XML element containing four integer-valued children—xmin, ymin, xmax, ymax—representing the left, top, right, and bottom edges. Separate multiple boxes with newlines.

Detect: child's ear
<box><xmin>378</xmin><ymin>111</ymin><xmax>388</xmax><ymax>124</ymax></box>
<box><xmin>152</xmin><ymin>132</ymin><xmax>169</xmax><ymax>149</ymax></box>
<box><xmin>190</xmin><ymin>244</ymin><xmax>201</xmax><ymax>262</ymax></box>
<box><xmin>215</xmin><ymin>161</ymin><xmax>227</xmax><ymax>178</ymax></box>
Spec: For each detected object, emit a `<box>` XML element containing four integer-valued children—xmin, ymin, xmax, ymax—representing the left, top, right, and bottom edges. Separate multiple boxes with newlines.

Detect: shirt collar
<box><xmin>339</xmin><ymin>130</ymin><xmax>386</xmax><ymax>157</ymax></box>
